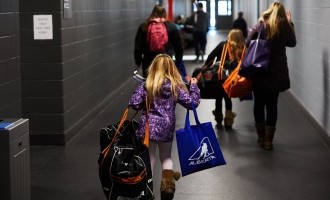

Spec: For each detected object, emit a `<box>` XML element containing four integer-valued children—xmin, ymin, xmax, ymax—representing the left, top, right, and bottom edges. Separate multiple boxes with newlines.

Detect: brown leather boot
<box><xmin>255</xmin><ymin>123</ymin><xmax>265</xmax><ymax>146</ymax></box>
<box><xmin>263</xmin><ymin>126</ymin><xmax>276</xmax><ymax>150</ymax></box>
<box><xmin>224</xmin><ymin>110</ymin><xmax>236</xmax><ymax>129</ymax></box>
<box><xmin>160</xmin><ymin>169</ymin><xmax>181</xmax><ymax>200</ymax></box>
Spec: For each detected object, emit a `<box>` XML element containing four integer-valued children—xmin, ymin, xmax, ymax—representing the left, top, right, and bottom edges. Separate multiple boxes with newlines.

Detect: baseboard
<box><xmin>285</xmin><ymin>91</ymin><xmax>330</xmax><ymax>148</ymax></box>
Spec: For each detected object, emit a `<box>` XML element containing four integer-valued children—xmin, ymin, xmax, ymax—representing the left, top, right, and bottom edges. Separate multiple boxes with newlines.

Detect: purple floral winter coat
<box><xmin>129</xmin><ymin>79</ymin><xmax>200</xmax><ymax>142</ymax></box>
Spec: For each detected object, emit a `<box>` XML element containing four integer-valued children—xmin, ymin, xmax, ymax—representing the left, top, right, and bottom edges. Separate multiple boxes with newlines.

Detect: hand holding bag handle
<box><xmin>102</xmin><ymin>101</ymin><xmax>150</xmax><ymax>159</ymax></box>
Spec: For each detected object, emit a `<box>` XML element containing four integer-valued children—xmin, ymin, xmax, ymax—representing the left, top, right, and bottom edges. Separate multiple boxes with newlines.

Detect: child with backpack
<box><xmin>134</xmin><ymin>4</ymin><xmax>188</xmax><ymax>82</ymax></box>
<box><xmin>129</xmin><ymin>54</ymin><xmax>200</xmax><ymax>200</ymax></box>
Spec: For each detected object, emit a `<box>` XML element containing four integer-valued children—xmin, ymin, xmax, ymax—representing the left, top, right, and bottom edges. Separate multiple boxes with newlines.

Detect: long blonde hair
<box><xmin>227</xmin><ymin>29</ymin><xmax>245</xmax><ymax>62</ymax></box>
<box><xmin>145</xmin><ymin>54</ymin><xmax>186</xmax><ymax>102</ymax></box>
<box><xmin>260</xmin><ymin>2</ymin><xmax>292</xmax><ymax>40</ymax></box>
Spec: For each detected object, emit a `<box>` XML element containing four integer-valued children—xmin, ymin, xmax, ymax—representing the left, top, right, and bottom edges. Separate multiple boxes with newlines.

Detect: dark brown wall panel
<box><xmin>0</xmin><ymin>0</ymin><xmax>21</xmax><ymax>118</ymax></box>
<box><xmin>20</xmin><ymin>0</ymin><xmax>156</xmax><ymax>144</ymax></box>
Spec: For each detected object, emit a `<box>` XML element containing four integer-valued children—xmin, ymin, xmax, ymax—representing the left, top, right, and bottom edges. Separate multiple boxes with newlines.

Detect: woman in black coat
<box><xmin>246</xmin><ymin>2</ymin><xmax>296</xmax><ymax>150</ymax></box>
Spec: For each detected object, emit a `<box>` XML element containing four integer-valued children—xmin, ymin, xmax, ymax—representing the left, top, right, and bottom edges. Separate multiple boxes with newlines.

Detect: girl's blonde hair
<box><xmin>145</xmin><ymin>54</ymin><xmax>186</xmax><ymax>102</ymax></box>
<box><xmin>227</xmin><ymin>29</ymin><xmax>245</xmax><ymax>62</ymax></box>
<box><xmin>260</xmin><ymin>2</ymin><xmax>292</xmax><ymax>40</ymax></box>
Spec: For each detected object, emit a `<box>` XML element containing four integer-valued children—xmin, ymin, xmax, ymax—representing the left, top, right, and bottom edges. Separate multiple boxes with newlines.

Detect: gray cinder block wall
<box><xmin>19</xmin><ymin>0</ymin><xmax>156</xmax><ymax>145</ymax></box>
<box><xmin>234</xmin><ymin>0</ymin><xmax>330</xmax><ymax>139</ymax></box>
<box><xmin>0</xmin><ymin>0</ymin><xmax>22</xmax><ymax>118</ymax></box>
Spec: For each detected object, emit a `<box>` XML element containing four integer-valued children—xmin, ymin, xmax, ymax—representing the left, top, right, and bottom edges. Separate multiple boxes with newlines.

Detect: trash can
<box><xmin>0</xmin><ymin>118</ymin><xmax>30</xmax><ymax>200</ymax></box>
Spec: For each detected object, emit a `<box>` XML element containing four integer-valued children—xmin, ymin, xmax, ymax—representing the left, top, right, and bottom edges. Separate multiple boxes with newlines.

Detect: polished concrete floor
<box><xmin>30</xmin><ymin>30</ymin><xmax>330</xmax><ymax>200</ymax></box>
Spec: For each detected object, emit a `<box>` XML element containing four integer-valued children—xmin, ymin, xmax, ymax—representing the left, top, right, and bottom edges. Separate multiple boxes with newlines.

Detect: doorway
<box><xmin>194</xmin><ymin>0</ymin><xmax>233</xmax><ymax>30</ymax></box>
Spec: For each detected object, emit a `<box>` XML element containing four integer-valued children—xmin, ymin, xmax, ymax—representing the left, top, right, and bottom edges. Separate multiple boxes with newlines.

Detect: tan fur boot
<box><xmin>224</xmin><ymin>110</ymin><xmax>236</xmax><ymax>129</ymax></box>
<box><xmin>255</xmin><ymin>123</ymin><xmax>265</xmax><ymax>146</ymax></box>
<box><xmin>263</xmin><ymin>126</ymin><xmax>276</xmax><ymax>150</ymax></box>
<box><xmin>160</xmin><ymin>169</ymin><xmax>181</xmax><ymax>200</ymax></box>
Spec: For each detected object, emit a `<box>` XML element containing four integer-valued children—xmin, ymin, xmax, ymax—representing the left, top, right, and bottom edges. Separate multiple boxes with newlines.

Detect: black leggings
<box><xmin>253</xmin><ymin>88</ymin><xmax>279</xmax><ymax>127</ymax></box>
<box><xmin>215</xmin><ymin>86</ymin><xmax>232</xmax><ymax>113</ymax></box>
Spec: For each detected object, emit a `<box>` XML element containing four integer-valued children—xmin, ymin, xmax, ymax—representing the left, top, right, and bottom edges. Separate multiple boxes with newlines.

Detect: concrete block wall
<box><xmin>19</xmin><ymin>0</ymin><xmax>156</xmax><ymax>145</ymax></box>
<box><xmin>234</xmin><ymin>0</ymin><xmax>330</xmax><ymax>138</ymax></box>
<box><xmin>0</xmin><ymin>0</ymin><xmax>21</xmax><ymax>118</ymax></box>
<box><xmin>283</xmin><ymin>0</ymin><xmax>330</xmax><ymax>137</ymax></box>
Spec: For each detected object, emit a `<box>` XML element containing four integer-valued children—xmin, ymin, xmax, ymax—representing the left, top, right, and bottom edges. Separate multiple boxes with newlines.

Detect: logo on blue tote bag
<box><xmin>189</xmin><ymin>137</ymin><xmax>217</xmax><ymax>165</ymax></box>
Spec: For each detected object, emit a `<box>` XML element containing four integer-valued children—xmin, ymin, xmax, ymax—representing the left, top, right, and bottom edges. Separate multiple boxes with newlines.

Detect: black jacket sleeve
<box><xmin>204</xmin><ymin>41</ymin><xmax>226</xmax><ymax>66</ymax></box>
<box><xmin>134</xmin><ymin>24</ymin><xmax>146</xmax><ymax>66</ymax></box>
<box><xmin>166</xmin><ymin>22</ymin><xmax>183</xmax><ymax>62</ymax></box>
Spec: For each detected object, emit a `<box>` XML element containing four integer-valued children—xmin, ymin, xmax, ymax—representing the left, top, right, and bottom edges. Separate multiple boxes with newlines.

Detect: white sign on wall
<box><xmin>33</xmin><ymin>15</ymin><xmax>53</xmax><ymax>40</ymax></box>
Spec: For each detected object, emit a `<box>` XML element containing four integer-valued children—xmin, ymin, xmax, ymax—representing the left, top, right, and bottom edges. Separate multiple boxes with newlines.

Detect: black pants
<box><xmin>253</xmin><ymin>87</ymin><xmax>279</xmax><ymax>127</ymax></box>
<box><xmin>193</xmin><ymin>31</ymin><xmax>207</xmax><ymax>57</ymax></box>
<box><xmin>215</xmin><ymin>86</ymin><xmax>232</xmax><ymax>113</ymax></box>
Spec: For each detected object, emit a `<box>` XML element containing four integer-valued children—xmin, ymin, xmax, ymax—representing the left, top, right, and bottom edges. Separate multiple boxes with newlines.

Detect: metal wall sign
<box><xmin>63</xmin><ymin>0</ymin><xmax>72</xmax><ymax>19</ymax></box>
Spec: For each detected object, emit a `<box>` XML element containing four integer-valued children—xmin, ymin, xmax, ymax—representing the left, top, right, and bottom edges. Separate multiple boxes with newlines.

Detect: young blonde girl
<box><xmin>129</xmin><ymin>54</ymin><xmax>200</xmax><ymax>200</ymax></box>
<box><xmin>203</xmin><ymin>29</ymin><xmax>245</xmax><ymax>128</ymax></box>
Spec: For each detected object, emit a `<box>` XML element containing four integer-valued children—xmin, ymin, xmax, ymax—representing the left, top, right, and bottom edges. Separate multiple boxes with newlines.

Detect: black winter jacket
<box><xmin>246</xmin><ymin>20</ymin><xmax>296</xmax><ymax>92</ymax></box>
<box><xmin>134</xmin><ymin>21</ymin><xmax>183</xmax><ymax>77</ymax></box>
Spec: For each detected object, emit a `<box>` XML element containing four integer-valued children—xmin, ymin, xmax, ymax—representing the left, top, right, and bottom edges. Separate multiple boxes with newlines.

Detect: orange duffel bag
<box><xmin>222</xmin><ymin>46</ymin><xmax>252</xmax><ymax>98</ymax></box>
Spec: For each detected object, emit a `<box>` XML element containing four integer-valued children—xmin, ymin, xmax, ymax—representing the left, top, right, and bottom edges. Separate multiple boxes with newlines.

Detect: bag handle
<box><xmin>184</xmin><ymin>102</ymin><xmax>201</xmax><ymax>129</ymax></box>
<box><xmin>195</xmin><ymin>42</ymin><xmax>228</xmax><ymax>81</ymax></box>
<box><xmin>231</xmin><ymin>45</ymin><xmax>247</xmax><ymax>85</ymax></box>
<box><xmin>256</xmin><ymin>23</ymin><xmax>266</xmax><ymax>40</ymax></box>
<box><xmin>218</xmin><ymin>42</ymin><xmax>228</xmax><ymax>80</ymax></box>
<box><xmin>195</xmin><ymin>58</ymin><xmax>216</xmax><ymax>81</ymax></box>
<box><xmin>144</xmin><ymin>96</ymin><xmax>150</xmax><ymax>147</ymax></box>
<box><xmin>99</xmin><ymin>106</ymin><xmax>138</xmax><ymax>171</ymax></box>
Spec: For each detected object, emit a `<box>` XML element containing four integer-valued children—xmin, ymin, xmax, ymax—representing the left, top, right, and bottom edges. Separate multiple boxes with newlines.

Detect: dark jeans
<box><xmin>215</xmin><ymin>86</ymin><xmax>232</xmax><ymax>113</ymax></box>
<box><xmin>193</xmin><ymin>31</ymin><xmax>207</xmax><ymax>56</ymax></box>
<box><xmin>253</xmin><ymin>87</ymin><xmax>279</xmax><ymax>127</ymax></box>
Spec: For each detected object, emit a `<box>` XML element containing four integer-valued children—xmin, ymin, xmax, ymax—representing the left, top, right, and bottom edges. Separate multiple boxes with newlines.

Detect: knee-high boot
<box><xmin>224</xmin><ymin>110</ymin><xmax>236</xmax><ymax>129</ymax></box>
<box><xmin>160</xmin><ymin>169</ymin><xmax>181</xmax><ymax>200</ymax></box>
<box><xmin>263</xmin><ymin>126</ymin><xmax>276</xmax><ymax>150</ymax></box>
<box><xmin>255</xmin><ymin>123</ymin><xmax>265</xmax><ymax>146</ymax></box>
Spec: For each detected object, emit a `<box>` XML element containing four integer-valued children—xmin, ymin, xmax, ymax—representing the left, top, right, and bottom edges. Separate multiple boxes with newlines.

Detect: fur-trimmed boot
<box><xmin>255</xmin><ymin>123</ymin><xmax>265</xmax><ymax>147</ymax></box>
<box><xmin>160</xmin><ymin>169</ymin><xmax>181</xmax><ymax>200</ymax></box>
<box><xmin>224</xmin><ymin>110</ymin><xmax>237</xmax><ymax>129</ymax></box>
<box><xmin>263</xmin><ymin>126</ymin><xmax>276</xmax><ymax>150</ymax></box>
<box><xmin>212</xmin><ymin>110</ymin><xmax>223</xmax><ymax>126</ymax></box>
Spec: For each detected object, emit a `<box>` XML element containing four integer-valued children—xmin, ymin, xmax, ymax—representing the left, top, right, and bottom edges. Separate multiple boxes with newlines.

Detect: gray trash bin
<box><xmin>0</xmin><ymin>118</ymin><xmax>30</xmax><ymax>200</ymax></box>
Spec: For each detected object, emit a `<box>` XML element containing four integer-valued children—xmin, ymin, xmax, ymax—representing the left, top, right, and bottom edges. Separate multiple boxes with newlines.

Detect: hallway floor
<box><xmin>30</xmin><ymin>30</ymin><xmax>330</xmax><ymax>200</ymax></box>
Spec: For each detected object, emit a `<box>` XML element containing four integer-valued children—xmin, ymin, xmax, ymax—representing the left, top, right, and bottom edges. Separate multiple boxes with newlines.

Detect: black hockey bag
<box><xmin>98</xmin><ymin>108</ymin><xmax>153</xmax><ymax>200</ymax></box>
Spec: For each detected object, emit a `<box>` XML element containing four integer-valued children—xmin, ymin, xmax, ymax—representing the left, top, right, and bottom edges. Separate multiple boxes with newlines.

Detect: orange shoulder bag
<box><xmin>223</xmin><ymin>46</ymin><xmax>252</xmax><ymax>98</ymax></box>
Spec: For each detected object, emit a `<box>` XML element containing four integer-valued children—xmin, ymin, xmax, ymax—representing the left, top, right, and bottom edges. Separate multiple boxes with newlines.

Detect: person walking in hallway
<box><xmin>187</xmin><ymin>2</ymin><xmax>209</xmax><ymax>62</ymax></box>
<box><xmin>246</xmin><ymin>2</ymin><xmax>296</xmax><ymax>150</ymax></box>
<box><xmin>233</xmin><ymin>11</ymin><xmax>248</xmax><ymax>38</ymax></box>
<box><xmin>134</xmin><ymin>4</ymin><xmax>188</xmax><ymax>81</ymax></box>
<box><xmin>129</xmin><ymin>54</ymin><xmax>200</xmax><ymax>200</ymax></box>
<box><xmin>204</xmin><ymin>29</ymin><xmax>246</xmax><ymax>128</ymax></box>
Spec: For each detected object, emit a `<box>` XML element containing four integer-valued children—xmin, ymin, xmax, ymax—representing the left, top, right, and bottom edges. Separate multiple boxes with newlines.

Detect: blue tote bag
<box><xmin>176</xmin><ymin>104</ymin><xmax>226</xmax><ymax>176</ymax></box>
